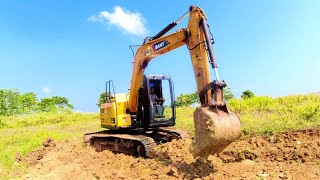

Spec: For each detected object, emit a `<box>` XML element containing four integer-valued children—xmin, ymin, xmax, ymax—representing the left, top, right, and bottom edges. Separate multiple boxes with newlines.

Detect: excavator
<box><xmin>84</xmin><ymin>6</ymin><xmax>241</xmax><ymax>157</ymax></box>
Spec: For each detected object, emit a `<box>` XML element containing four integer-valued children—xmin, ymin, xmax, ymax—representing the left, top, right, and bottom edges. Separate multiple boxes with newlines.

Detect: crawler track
<box><xmin>83</xmin><ymin>128</ymin><xmax>188</xmax><ymax>157</ymax></box>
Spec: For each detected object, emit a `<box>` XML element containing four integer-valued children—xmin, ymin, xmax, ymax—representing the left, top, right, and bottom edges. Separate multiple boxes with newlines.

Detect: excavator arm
<box><xmin>127</xmin><ymin>6</ymin><xmax>241</xmax><ymax>156</ymax></box>
<box><xmin>129</xmin><ymin>6</ymin><xmax>219</xmax><ymax>112</ymax></box>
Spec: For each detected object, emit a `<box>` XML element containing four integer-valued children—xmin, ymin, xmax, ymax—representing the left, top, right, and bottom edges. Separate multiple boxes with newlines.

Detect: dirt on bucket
<box><xmin>191</xmin><ymin>107</ymin><xmax>241</xmax><ymax>157</ymax></box>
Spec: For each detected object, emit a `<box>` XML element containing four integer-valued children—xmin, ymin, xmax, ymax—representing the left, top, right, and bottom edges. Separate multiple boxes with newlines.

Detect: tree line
<box><xmin>97</xmin><ymin>87</ymin><xmax>255</xmax><ymax>107</ymax></box>
<box><xmin>174</xmin><ymin>89</ymin><xmax>255</xmax><ymax>107</ymax></box>
<box><xmin>0</xmin><ymin>89</ymin><xmax>74</xmax><ymax>116</ymax></box>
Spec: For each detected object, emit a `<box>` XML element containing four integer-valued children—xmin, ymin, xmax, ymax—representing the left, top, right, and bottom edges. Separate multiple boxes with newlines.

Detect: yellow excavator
<box><xmin>84</xmin><ymin>6</ymin><xmax>241</xmax><ymax>157</ymax></box>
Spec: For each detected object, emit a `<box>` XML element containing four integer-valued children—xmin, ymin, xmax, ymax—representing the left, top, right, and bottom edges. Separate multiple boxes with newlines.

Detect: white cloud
<box><xmin>42</xmin><ymin>86</ymin><xmax>52</xmax><ymax>94</ymax></box>
<box><xmin>89</xmin><ymin>6</ymin><xmax>148</xmax><ymax>36</ymax></box>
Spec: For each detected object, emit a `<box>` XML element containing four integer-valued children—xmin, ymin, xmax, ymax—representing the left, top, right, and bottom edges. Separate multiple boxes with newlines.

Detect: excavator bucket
<box><xmin>191</xmin><ymin>107</ymin><xmax>241</xmax><ymax>157</ymax></box>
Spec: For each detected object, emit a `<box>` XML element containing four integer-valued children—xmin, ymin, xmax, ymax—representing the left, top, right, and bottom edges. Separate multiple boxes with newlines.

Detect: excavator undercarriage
<box><xmin>84</xmin><ymin>128</ymin><xmax>188</xmax><ymax>157</ymax></box>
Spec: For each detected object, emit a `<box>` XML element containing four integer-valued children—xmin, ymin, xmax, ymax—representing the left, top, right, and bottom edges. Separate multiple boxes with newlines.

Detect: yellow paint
<box><xmin>100</xmin><ymin>101</ymin><xmax>117</xmax><ymax>127</ymax></box>
<box><xmin>100</xmin><ymin>93</ymin><xmax>131</xmax><ymax>129</ymax></box>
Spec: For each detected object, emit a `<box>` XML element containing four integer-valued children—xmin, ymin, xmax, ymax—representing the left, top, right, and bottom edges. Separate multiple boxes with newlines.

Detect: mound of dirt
<box><xmin>220</xmin><ymin>128</ymin><xmax>320</xmax><ymax>163</ymax></box>
<box><xmin>23</xmin><ymin>138</ymin><xmax>56</xmax><ymax>166</ymax></box>
<box><xmin>22</xmin><ymin>138</ymin><xmax>218</xmax><ymax>179</ymax></box>
<box><xmin>21</xmin><ymin>128</ymin><xmax>320</xmax><ymax>179</ymax></box>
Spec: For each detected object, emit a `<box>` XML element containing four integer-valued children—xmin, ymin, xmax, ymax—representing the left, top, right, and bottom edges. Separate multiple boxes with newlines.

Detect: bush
<box><xmin>241</xmin><ymin>90</ymin><xmax>255</xmax><ymax>99</ymax></box>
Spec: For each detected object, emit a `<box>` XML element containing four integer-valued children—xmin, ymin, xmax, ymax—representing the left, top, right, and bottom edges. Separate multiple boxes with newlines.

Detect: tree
<box><xmin>97</xmin><ymin>92</ymin><xmax>108</xmax><ymax>107</ymax></box>
<box><xmin>174</xmin><ymin>91</ymin><xmax>199</xmax><ymax>107</ymax></box>
<box><xmin>0</xmin><ymin>89</ymin><xmax>22</xmax><ymax>116</ymax></box>
<box><xmin>20</xmin><ymin>92</ymin><xmax>37</xmax><ymax>113</ymax></box>
<box><xmin>0</xmin><ymin>89</ymin><xmax>74</xmax><ymax>115</ymax></box>
<box><xmin>37</xmin><ymin>96</ymin><xmax>74</xmax><ymax>112</ymax></box>
<box><xmin>174</xmin><ymin>86</ymin><xmax>236</xmax><ymax>107</ymax></box>
<box><xmin>241</xmin><ymin>90</ymin><xmax>255</xmax><ymax>99</ymax></box>
<box><xmin>224</xmin><ymin>86</ymin><xmax>235</xmax><ymax>101</ymax></box>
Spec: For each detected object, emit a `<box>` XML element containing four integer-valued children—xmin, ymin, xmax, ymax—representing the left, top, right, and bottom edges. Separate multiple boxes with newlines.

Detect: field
<box><xmin>1</xmin><ymin>95</ymin><xmax>320</xmax><ymax>179</ymax></box>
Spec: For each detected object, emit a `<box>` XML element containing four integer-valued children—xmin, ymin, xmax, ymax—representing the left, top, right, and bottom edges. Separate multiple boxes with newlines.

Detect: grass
<box><xmin>0</xmin><ymin>112</ymin><xmax>101</xmax><ymax>178</ymax></box>
<box><xmin>1</xmin><ymin>94</ymin><xmax>320</xmax><ymax>178</ymax></box>
<box><xmin>171</xmin><ymin>95</ymin><xmax>320</xmax><ymax>136</ymax></box>
<box><xmin>228</xmin><ymin>95</ymin><xmax>320</xmax><ymax>135</ymax></box>
<box><xmin>171</xmin><ymin>107</ymin><xmax>195</xmax><ymax>135</ymax></box>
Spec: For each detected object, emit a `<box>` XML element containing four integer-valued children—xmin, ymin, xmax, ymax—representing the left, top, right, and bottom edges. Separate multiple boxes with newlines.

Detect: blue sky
<box><xmin>1</xmin><ymin>0</ymin><xmax>320</xmax><ymax>112</ymax></box>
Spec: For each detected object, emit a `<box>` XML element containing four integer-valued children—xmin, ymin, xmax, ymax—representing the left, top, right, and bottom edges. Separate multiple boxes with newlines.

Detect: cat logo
<box><xmin>152</xmin><ymin>40</ymin><xmax>169</xmax><ymax>51</ymax></box>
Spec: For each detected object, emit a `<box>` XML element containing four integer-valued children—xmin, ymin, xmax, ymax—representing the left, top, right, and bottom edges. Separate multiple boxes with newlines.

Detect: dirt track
<box><xmin>21</xmin><ymin>128</ymin><xmax>320</xmax><ymax>179</ymax></box>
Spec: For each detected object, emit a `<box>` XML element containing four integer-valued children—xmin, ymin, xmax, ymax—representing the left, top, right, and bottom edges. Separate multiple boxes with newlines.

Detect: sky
<box><xmin>1</xmin><ymin>0</ymin><xmax>320</xmax><ymax>112</ymax></box>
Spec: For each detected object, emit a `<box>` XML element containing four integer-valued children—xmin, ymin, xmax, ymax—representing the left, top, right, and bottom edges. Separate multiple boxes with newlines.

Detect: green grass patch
<box><xmin>164</xmin><ymin>94</ymin><xmax>320</xmax><ymax>136</ymax></box>
<box><xmin>172</xmin><ymin>107</ymin><xmax>195</xmax><ymax>135</ymax></box>
<box><xmin>0</xmin><ymin>111</ymin><xmax>99</xmax><ymax>129</ymax></box>
<box><xmin>0</xmin><ymin>112</ymin><xmax>101</xmax><ymax>179</ymax></box>
<box><xmin>228</xmin><ymin>95</ymin><xmax>320</xmax><ymax>135</ymax></box>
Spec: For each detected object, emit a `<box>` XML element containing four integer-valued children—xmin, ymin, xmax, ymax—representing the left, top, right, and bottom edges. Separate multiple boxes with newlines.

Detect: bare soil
<box><xmin>21</xmin><ymin>128</ymin><xmax>320</xmax><ymax>179</ymax></box>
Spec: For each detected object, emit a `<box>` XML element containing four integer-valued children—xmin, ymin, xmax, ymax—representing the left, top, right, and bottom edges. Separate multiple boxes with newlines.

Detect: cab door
<box><xmin>146</xmin><ymin>75</ymin><xmax>176</xmax><ymax>128</ymax></box>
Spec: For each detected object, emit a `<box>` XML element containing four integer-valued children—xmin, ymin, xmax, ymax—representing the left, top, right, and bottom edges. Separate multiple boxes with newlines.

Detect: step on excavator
<box><xmin>84</xmin><ymin>5</ymin><xmax>241</xmax><ymax>157</ymax></box>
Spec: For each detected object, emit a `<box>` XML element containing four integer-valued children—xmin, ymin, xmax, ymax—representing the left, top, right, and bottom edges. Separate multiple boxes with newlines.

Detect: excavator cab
<box><xmin>147</xmin><ymin>75</ymin><xmax>174</xmax><ymax>120</ymax></box>
<box><xmin>138</xmin><ymin>75</ymin><xmax>176</xmax><ymax>128</ymax></box>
